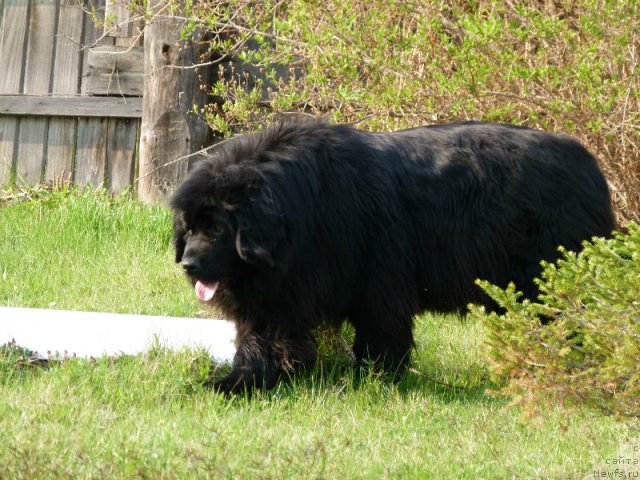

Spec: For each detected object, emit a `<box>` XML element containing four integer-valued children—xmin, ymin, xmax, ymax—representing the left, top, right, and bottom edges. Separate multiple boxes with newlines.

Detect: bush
<box><xmin>470</xmin><ymin>224</ymin><xmax>640</xmax><ymax>417</ymax></box>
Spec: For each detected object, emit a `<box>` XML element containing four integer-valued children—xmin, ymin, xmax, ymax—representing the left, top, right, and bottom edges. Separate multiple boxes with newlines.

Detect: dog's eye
<box><xmin>212</xmin><ymin>225</ymin><xmax>224</xmax><ymax>234</ymax></box>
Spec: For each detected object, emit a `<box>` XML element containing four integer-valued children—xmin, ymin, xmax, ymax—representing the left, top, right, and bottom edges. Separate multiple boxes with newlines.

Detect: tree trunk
<box><xmin>138</xmin><ymin>4</ymin><xmax>212</xmax><ymax>203</ymax></box>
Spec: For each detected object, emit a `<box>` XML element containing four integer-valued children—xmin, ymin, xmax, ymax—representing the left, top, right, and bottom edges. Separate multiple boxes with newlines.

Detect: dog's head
<box><xmin>170</xmin><ymin>156</ymin><xmax>286</xmax><ymax>302</ymax></box>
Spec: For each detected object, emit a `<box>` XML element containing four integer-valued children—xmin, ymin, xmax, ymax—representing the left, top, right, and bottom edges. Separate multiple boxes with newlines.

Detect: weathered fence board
<box><xmin>46</xmin><ymin>0</ymin><xmax>86</xmax><ymax>183</ymax></box>
<box><xmin>17</xmin><ymin>0</ymin><xmax>58</xmax><ymax>185</ymax></box>
<box><xmin>0</xmin><ymin>117</ymin><xmax>17</xmax><ymax>185</ymax></box>
<box><xmin>107</xmin><ymin>118</ymin><xmax>137</xmax><ymax>192</ymax></box>
<box><xmin>16</xmin><ymin>117</ymin><xmax>47</xmax><ymax>184</ymax></box>
<box><xmin>0</xmin><ymin>0</ymin><xmax>220</xmax><ymax>195</ymax></box>
<box><xmin>76</xmin><ymin>117</ymin><xmax>108</xmax><ymax>186</ymax></box>
<box><xmin>0</xmin><ymin>2</ymin><xmax>28</xmax><ymax>186</ymax></box>
<box><xmin>0</xmin><ymin>2</ymin><xmax>28</xmax><ymax>93</ymax></box>
<box><xmin>0</xmin><ymin>95</ymin><xmax>143</xmax><ymax>118</ymax></box>
<box><xmin>53</xmin><ymin>0</ymin><xmax>85</xmax><ymax>94</ymax></box>
<box><xmin>45</xmin><ymin>118</ymin><xmax>76</xmax><ymax>182</ymax></box>
<box><xmin>23</xmin><ymin>0</ymin><xmax>57</xmax><ymax>94</ymax></box>
<box><xmin>84</xmin><ymin>46</ymin><xmax>144</xmax><ymax>96</ymax></box>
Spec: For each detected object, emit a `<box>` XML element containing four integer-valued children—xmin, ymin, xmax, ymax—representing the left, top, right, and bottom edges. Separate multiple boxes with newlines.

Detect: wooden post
<box><xmin>138</xmin><ymin>2</ymin><xmax>212</xmax><ymax>204</ymax></box>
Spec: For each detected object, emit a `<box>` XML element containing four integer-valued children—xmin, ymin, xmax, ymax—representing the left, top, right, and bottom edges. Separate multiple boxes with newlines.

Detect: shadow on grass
<box><xmin>397</xmin><ymin>367</ymin><xmax>500</xmax><ymax>405</ymax></box>
<box><xmin>193</xmin><ymin>353</ymin><xmax>502</xmax><ymax>407</ymax></box>
<box><xmin>166</xmin><ymin>317</ymin><xmax>501</xmax><ymax>404</ymax></box>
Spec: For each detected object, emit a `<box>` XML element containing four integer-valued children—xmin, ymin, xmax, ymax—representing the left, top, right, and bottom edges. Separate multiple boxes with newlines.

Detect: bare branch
<box><xmin>135</xmin><ymin>135</ymin><xmax>239</xmax><ymax>181</ymax></box>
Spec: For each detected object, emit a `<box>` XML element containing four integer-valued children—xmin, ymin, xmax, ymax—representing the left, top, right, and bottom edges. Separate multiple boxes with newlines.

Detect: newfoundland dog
<box><xmin>170</xmin><ymin>121</ymin><xmax>615</xmax><ymax>393</ymax></box>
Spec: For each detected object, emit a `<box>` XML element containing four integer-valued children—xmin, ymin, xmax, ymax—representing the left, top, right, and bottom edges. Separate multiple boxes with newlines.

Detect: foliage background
<box><xmin>181</xmin><ymin>0</ymin><xmax>639</xmax><ymax>223</ymax></box>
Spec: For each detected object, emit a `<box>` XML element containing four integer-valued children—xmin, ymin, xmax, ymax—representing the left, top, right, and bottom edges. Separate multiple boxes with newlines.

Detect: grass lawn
<box><xmin>1</xmin><ymin>188</ymin><xmax>638</xmax><ymax>479</ymax></box>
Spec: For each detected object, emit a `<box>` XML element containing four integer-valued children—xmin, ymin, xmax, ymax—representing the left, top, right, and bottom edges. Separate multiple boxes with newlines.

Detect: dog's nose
<box><xmin>181</xmin><ymin>257</ymin><xmax>200</xmax><ymax>274</ymax></box>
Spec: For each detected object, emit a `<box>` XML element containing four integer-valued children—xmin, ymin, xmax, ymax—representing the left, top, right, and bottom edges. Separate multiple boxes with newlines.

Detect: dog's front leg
<box><xmin>213</xmin><ymin>327</ymin><xmax>317</xmax><ymax>394</ymax></box>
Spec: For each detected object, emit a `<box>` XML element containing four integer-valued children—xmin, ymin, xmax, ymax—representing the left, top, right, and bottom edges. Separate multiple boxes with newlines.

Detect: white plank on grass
<box><xmin>0</xmin><ymin>307</ymin><xmax>236</xmax><ymax>363</ymax></box>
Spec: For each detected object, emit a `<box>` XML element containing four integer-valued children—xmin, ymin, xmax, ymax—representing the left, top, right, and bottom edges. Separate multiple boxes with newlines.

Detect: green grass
<box><xmin>0</xmin><ymin>186</ymin><xmax>195</xmax><ymax>316</ymax></box>
<box><xmin>1</xmin><ymin>188</ymin><xmax>638</xmax><ymax>479</ymax></box>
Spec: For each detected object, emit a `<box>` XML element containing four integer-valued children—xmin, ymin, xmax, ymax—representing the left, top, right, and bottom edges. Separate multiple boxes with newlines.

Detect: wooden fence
<box><xmin>0</xmin><ymin>0</ymin><xmax>143</xmax><ymax>192</ymax></box>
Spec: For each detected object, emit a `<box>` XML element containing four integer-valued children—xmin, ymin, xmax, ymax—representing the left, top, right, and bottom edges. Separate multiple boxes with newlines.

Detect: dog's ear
<box><xmin>233</xmin><ymin>183</ymin><xmax>285</xmax><ymax>267</ymax></box>
<box><xmin>172</xmin><ymin>211</ymin><xmax>187</xmax><ymax>263</ymax></box>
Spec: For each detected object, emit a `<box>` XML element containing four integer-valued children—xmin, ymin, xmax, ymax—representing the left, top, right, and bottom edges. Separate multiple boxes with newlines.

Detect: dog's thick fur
<box><xmin>170</xmin><ymin>121</ymin><xmax>615</xmax><ymax>393</ymax></box>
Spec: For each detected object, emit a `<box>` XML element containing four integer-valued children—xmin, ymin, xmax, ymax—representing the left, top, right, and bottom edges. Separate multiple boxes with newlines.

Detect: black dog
<box><xmin>170</xmin><ymin>121</ymin><xmax>615</xmax><ymax>393</ymax></box>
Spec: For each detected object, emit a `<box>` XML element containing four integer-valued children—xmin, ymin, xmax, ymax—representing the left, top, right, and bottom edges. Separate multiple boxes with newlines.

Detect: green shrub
<box><xmin>471</xmin><ymin>223</ymin><xmax>640</xmax><ymax>417</ymax></box>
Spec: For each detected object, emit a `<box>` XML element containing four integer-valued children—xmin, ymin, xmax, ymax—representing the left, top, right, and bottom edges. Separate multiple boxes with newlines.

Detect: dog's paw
<box><xmin>212</xmin><ymin>367</ymin><xmax>280</xmax><ymax>395</ymax></box>
<box><xmin>212</xmin><ymin>374</ymin><xmax>244</xmax><ymax>395</ymax></box>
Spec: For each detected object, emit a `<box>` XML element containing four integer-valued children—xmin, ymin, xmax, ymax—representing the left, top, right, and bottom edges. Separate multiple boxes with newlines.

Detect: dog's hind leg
<box><xmin>350</xmin><ymin>312</ymin><xmax>415</xmax><ymax>380</ymax></box>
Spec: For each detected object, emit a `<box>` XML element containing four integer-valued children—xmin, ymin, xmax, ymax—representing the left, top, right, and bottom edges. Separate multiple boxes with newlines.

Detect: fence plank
<box><xmin>23</xmin><ymin>0</ymin><xmax>58</xmax><ymax>94</ymax></box>
<box><xmin>84</xmin><ymin>46</ymin><xmax>144</xmax><ymax>96</ymax></box>
<box><xmin>0</xmin><ymin>1</ymin><xmax>29</xmax><ymax>185</ymax></box>
<box><xmin>0</xmin><ymin>117</ymin><xmax>17</xmax><ymax>185</ymax></box>
<box><xmin>0</xmin><ymin>95</ymin><xmax>143</xmax><ymax>118</ymax></box>
<box><xmin>0</xmin><ymin>0</ymin><xmax>11</xmax><ymax>183</ymax></box>
<box><xmin>47</xmin><ymin>0</ymin><xmax>85</xmax><ymax>183</ymax></box>
<box><xmin>53</xmin><ymin>0</ymin><xmax>85</xmax><ymax>95</ymax></box>
<box><xmin>107</xmin><ymin>118</ymin><xmax>138</xmax><ymax>192</ymax></box>
<box><xmin>75</xmin><ymin>0</ymin><xmax>110</xmax><ymax>188</ymax></box>
<box><xmin>76</xmin><ymin>117</ymin><xmax>107</xmax><ymax>186</ymax></box>
<box><xmin>18</xmin><ymin>0</ymin><xmax>59</xmax><ymax>185</ymax></box>
<box><xmin>0</xmin><ymin>2</ymin><xmax>28</xmax><ymax>94</ymax></box>
<box><xmin>45</xmin><ymin>118</ymin><xmax>76</xmax><ymax>182</ymax></box>
<box><xmin>16</xmin><ymin>117</ymin><xmax>46</xmax><ymax>184</ymax></box>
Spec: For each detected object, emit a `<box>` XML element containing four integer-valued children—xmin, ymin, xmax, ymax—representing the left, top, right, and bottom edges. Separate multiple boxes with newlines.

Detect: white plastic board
<box><xmin>0</xmin><ymin>307</ymin><xmax>236</xmax><ymax>363</ymax></box>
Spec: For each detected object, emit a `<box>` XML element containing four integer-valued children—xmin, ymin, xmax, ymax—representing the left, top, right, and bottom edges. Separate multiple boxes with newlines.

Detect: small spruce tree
<box><xmin>471</xmin><ymin>223</ymin><xmax>640</xmax><ymax>417</ymax></box>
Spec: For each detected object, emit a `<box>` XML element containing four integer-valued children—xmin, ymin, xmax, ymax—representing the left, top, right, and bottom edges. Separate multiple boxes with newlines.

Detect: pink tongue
<box><xmin>195</xmin><ymin>281</ymin><xmax>219</xmax><ymax>302</ymax></box>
